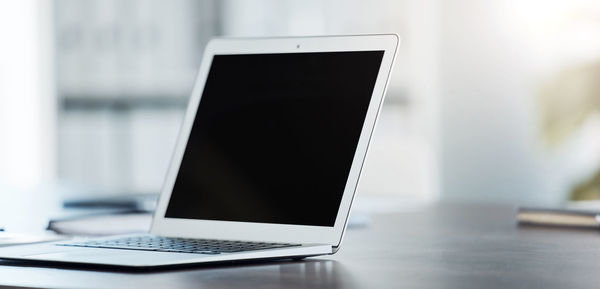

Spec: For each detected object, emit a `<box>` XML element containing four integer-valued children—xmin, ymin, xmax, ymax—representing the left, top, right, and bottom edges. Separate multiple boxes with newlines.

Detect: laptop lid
<box><xmin>151</xmin><ymin>34</ymin><xmax>399</xmax><ymax>247</ymax></box>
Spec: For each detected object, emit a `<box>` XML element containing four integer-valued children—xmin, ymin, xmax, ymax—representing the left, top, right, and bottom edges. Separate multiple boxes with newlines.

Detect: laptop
<box><xmin>0</xmin><ymin>34</ymin><xmax>399</xmax><ymax>268</ymax></box>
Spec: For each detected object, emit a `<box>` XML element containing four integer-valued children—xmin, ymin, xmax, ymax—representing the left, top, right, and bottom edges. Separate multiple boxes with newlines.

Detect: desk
<box><xmin>2</xmin><ymin>202</ymin><xmax>600</xmax><ymax>288</ymax></box>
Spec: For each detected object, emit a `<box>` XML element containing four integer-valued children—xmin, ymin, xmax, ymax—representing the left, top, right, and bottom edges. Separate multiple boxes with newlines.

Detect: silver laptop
<box><xmin>0</xmin><ymin>34</ymin><xmax>399</xmax><ymax>268</ymax></box>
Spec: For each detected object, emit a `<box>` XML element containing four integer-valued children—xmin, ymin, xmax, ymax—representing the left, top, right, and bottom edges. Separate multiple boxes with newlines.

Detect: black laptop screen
<box><xmin>164</xmin><ymin>51</ymin><xmax>384</xmax><ymax>226</ymax></box>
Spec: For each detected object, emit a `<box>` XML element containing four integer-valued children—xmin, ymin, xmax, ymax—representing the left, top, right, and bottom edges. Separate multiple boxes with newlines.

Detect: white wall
<box><xmin>0</xmin><ymin>1</ymin><xmax>55</xmax><ymax>189</ymax></box>
<box><xmin>439</xmin><ymin>0</ymin><xmax>600</xmax><ymax>204</ymax></box>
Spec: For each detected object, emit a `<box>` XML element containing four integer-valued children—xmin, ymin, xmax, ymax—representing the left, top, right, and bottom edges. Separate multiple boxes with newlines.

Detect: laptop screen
<box><xmin>165</xmin><ymin>51</ymin><xmax>384</xmax><ymax>227</ymax></box>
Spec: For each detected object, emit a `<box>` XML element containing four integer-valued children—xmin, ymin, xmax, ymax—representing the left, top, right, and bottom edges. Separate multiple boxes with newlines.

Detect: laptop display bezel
<box><xmin>151</xmin><ymin>34</ymin><xmax>399</xmax><ymax>247</ymax></box>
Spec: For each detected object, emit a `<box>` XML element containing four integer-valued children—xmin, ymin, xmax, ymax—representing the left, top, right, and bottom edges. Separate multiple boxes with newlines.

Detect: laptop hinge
<box><xmin>331</xmin><ymin>245</ymin><xmax>340</xmax><ymax>254</ymax></box>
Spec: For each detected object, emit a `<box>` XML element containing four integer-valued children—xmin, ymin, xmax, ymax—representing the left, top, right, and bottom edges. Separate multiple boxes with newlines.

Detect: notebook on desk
<box><xmin>0</xmin><ymin>34</ymin><xmax>399</xmax><ymax>268</ymax></box>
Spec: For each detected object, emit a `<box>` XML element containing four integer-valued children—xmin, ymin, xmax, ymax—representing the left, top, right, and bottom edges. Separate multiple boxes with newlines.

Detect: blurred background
<box><xmin>1</xmin><ymin>0</ymin><xmax>599</xmax><ymax>213</ymax></box>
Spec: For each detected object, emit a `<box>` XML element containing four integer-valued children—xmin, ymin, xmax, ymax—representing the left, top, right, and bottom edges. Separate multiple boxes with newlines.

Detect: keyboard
<box><xmin>57</xmin><ymin>235</ymin><xmax>300</xmax><ymax>255</ymax></box>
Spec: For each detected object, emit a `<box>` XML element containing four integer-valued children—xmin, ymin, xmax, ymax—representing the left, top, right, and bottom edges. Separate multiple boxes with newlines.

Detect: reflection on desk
<box><xmin>0</xmin><ymin>259</ymin><xmax>353</xmax><ymax>289</ymax></box>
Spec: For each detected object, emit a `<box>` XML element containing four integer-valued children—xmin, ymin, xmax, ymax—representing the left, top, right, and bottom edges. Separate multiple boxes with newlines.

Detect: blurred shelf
<box><xmin>60</xmin><ymin>95</ymin><xmax>188</xmax><ymax>111</ymax></box>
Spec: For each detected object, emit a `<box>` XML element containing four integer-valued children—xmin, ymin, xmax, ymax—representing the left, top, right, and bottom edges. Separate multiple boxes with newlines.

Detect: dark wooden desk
<box><xmin>2</xmin><ymin>202</ymin><xmax>600</xmax><ymax>289</ymax></box>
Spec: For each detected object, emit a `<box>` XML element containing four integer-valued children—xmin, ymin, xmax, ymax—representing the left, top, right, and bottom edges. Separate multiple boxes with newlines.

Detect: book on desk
<box><xmin>517</xmin><ymin>207</ymin><xmax>600</xmax><ymax>229</ymax></box>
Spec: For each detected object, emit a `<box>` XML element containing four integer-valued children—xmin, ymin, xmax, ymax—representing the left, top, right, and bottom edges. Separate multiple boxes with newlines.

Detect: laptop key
<box><xmin>57</xmin><ymin>235</ymin><xmax>300</xmax><ymax>254</ymax></box>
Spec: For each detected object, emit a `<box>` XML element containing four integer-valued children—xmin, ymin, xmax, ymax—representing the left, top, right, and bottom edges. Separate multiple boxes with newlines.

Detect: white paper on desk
<box><xmin>48</xmin><ymin>213</ymin><xmax>152</xmax><ymax>236</ymax></box>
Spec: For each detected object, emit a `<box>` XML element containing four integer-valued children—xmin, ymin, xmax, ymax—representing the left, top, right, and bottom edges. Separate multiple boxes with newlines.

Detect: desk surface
<box><xmin>2</xmin><ymin>202</ymin><xmax>600</xmax><ymax>289</ymax></box>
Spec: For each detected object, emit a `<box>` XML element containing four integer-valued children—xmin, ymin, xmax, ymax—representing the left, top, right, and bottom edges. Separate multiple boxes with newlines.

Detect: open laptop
<box><xmin>0</xmin><ymin>34</ymin><xmax>399</xmax><ymax>268</ymax></box>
